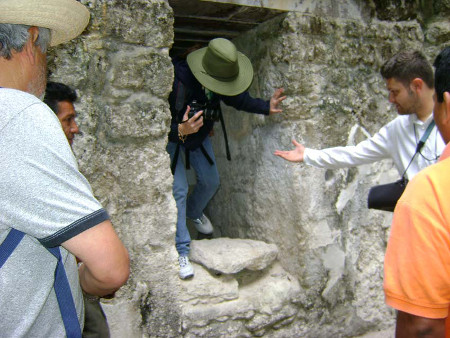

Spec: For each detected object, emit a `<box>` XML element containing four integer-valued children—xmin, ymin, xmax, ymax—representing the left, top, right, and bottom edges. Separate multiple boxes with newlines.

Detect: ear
<box><xmin>410</xmin><ymin>78</ymin><xmax>424</xmax><ymax>92</ymax></box>
<box><xmin>23</xmin><ymin>27</ymin><xmax>40</xmax><ymax>65</ymax></box>
<box><xmin>443</xmin><ymin>92</ymin><xmax>450</xmax><ymax>123</ymax></box>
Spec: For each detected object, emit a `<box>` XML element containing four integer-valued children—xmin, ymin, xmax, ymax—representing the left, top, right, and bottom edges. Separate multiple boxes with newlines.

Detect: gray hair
<box><xmin>0</xmin><ymin>24</ymin><xmax>51</xmax><ymax>59</ymax></box>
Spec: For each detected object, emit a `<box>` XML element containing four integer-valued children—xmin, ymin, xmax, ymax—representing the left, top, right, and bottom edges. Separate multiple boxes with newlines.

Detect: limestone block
<box><xmin>178</xmin><ymin>263</ymin><xmax>239</xmax><ymax>306</ymax></box>
<box><xmin>101</xmin><ymin>0</ymin><xmax>173</xmax><ymax>47</ymax></box>
<box><xmin>238</xmin><ymin>262</ymin><xmax>302</xmax><ymax>311</ymax></box>
<box><xmin>101</xmin><ymin>102</ymin><xmax>170</xmax><ymax>140</ymax></box>
<box><xmin>184</xmin><ymin>320</ymin><xmax>251</xmax><ymax>338</ymax></box>
<box><xmin>102</xmin><ymin>299</ymin><xmax>142</xmax><ymax>338</ymax></box>
<box><xmin>107</xmin><ymin>48</ymin><xmax>173</xmax><ymax>97</ymax></box>
<box><xmin>190</xmin><ymin>238</ymin><xmax>278</xmax><ymax>274</ymax></box>
<box><xmin>245</xmin><ymin>304</ymin><xmax>298</xmax><ymax>332</ymax></box>
<box><xmin>181</xmin><ymin>262</ymin><xmax>301</xmax><ymax>335</ymax></box>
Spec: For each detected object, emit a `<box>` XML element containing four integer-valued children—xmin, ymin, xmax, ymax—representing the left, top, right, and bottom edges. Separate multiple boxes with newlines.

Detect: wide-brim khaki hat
<box><xmin>0</xmin><ymin>0</ymin><xmax>90</xmax><ymax>46</ymax></box>
<box><xmin>187</xmin><ymin>38</ymin><xmax>254</xmax><ymax>96</ymax></box>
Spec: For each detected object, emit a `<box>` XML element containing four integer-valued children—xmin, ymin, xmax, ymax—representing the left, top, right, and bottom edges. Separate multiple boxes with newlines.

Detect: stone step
<box><xmin>190</xmin><ymin>237</ymin><xmax>279</xmax><ymax>274</ymax></box>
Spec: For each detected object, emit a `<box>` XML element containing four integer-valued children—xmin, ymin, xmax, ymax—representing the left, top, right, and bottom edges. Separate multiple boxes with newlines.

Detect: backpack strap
<box><xmin>200</xmin><ymin>145</ymin><xmax>215</xmax><ymax>165</ymax></box>
<box><xmin>0</xmin><ymin>229</ymin><xmax>82</xmax><ymax>337</ymax></box>
<box><xmin>47</xmin><ymin>246</ymin><xmax>82</xmax><ymax>338</ymax></box>
<box><xmin>171</xmin><ymin>142</ymin><xmax>181</xmax><ymax>174</ymax></box>
<box><xmin>0</xmin><ymin>228</ymin><xmax>24</xmax><ymax>268</ymax></box>
<box><xmin>175</xmin><ymin>80</ymin><xmax>187</xmax><ymax>114</ymax></box>
<box><xmin>207</xmin><ymin>92</ymin><xmax>231</xmax><ymax>161</ymax></box>
<box><xmin>217</xmin><ymin>106</ymin><xmax>231</xmax><ymax>161</ymax></box>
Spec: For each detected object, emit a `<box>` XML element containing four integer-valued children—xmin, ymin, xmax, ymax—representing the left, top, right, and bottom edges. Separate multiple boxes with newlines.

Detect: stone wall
<box><xmin>46</xmin><ymin>0</ymin><xmax>450</xmax><ymax>337</ymax></box>
<box><xmin>210</xmin><ymin>2</ymin><xmax>450</xmax><ymax>337</ymax></box>
<box><xmin>48</xmin><ymin>0</ymin><xmax>181</xmax><ymax>336</ymax></box>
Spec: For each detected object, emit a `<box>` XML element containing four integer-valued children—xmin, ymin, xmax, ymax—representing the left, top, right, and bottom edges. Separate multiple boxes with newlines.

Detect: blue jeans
<box><xmin>166</xmin><ymin>137</ymin><xmax>220</xmax><ymax>256</ymax></box>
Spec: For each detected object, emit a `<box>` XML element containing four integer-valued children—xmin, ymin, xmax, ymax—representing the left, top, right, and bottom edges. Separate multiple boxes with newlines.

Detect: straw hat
<box><xmin>187</xmin><ymin>38</ymin><xmax>254</xmax><ymax>96</ymax></box>
<box><xmin>0</xmin><ymin>0</ymin><xmax>90</xmax><ymax>46</ymax></box>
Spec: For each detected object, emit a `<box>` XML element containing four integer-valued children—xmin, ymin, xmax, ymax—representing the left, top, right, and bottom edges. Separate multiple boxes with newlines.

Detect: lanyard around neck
<box><xmin>402</xmin><ymin>120</ymin><xmax>436</xmax><ymax>178</ymax></box>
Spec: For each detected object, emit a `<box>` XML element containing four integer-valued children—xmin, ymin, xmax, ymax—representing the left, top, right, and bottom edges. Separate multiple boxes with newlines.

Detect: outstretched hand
<box><xmin>179</xmin><ymin>105</ymin><xmax>204</xmax><ymax>136</ymax></box>
<box><xmin>274</xmin><ymin>139</ymin><xmax>306</xmax><ymax>163</ymax></box>
<box><xmin>269</xmin><ymin>88</ymin><xmax>287</xmax><ymax>115</ymax></box>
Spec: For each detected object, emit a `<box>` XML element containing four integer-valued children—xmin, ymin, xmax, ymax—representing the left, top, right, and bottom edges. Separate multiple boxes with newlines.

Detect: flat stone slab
<box><xmin>190</xmin><ymin>238</ymin><xmax>278</xmax><ymax>274</ymax></box>
<box><xmin>178</xmin><ymin>263</ymin><xmax>239</xmax><ymax>306</ymax></box>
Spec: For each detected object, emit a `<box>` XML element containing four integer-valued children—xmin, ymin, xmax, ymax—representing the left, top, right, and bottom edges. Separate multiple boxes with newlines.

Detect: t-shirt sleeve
<box><xmin>0</xmin><ymin>101</ymin><xmax>107</xmax><ymax>246</ymax></box>
<box><xmin>384</xmin><ymin>168</ymin><xmax>450</xmax><ymax>319</ymax></box>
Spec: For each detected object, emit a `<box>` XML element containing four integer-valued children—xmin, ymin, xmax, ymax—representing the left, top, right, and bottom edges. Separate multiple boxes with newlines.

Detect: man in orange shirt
<box><xmin>384</xmin><ymin>46</ymin><xmax>450</xmax><ymax>337</ymax></box>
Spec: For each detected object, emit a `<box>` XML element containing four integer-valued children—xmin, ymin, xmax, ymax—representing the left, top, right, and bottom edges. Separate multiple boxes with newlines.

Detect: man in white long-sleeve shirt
<box><xmin>274</xmin><ymin>50</ymin><xmax>445</xmax><ymax>180</ymax></box>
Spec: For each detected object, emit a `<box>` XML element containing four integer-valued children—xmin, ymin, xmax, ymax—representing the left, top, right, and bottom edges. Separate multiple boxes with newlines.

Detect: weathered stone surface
<box><xmin>190</xmin><ymin>238</ymin><xmax>278</xmax><ymax>274</ymax></box>
<box><xmin>101</xmin><ymin>299</ymin><xmax>142</xmax><ymax>338</ymax></box>
<box><xmin>178</xmin><ymin>262</ymin><xmax>239</xmax><ymax>306</ymax></box>
<box><xmin>209</xmin><ymin>10</ymin><xmax>449</xmax><ymax>338</ymax></box>
<box><xmin>50</xmin><ymin>1</ymin><xmax>180</xmax><ymax>337</ymax></box>
<box><xmin>181</xmin><ymin>262</ymin><xmax>301</xmax><ymax>337</ymax></box>
<box><xmin>47</xmin><ymin>0</ymin><xmax>450</xmax><ymax>337</ymax></box>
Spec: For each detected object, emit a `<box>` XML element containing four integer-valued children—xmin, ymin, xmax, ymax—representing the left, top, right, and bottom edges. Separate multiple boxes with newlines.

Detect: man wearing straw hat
<box><xmin>167</xmin><ymin>38</ymin><xmax>286</xmax><ymax>279</ymax></box>
<box><xmin>0</xmin><ymin>1</ymin><xmax>129</xmax><ymax>336</ymax></box>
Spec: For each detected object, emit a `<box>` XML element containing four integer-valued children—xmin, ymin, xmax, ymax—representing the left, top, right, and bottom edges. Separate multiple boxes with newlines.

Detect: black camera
<box><xmin>188</xmin><ymin>100</ymin><xmax>220</xmax><ymax>121</ymax></box>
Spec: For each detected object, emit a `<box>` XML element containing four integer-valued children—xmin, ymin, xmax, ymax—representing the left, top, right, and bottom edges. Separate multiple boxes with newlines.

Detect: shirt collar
<box><xmin>409</xmin><ymin>112</ymin><xmax>434</xmax><ymax>127</ymax></box>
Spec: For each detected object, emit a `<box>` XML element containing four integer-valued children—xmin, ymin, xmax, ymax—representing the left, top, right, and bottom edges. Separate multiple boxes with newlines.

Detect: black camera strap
<box><xmin>206</xmin><ymin>93</ymin><xmax>231</xmax><ymax>161</ymax></box>
<box><xmin>217</xmin><ymin>105</ymin><xmax>231</xmax><ymax>161</ymax></box>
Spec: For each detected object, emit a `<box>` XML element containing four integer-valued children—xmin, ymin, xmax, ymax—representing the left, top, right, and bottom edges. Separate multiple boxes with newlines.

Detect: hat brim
<box><xmin>0</xmin><ymin>0</ymin><xmax>90</xmax><ymax>46</ymax></box>
<box><xmin>187</xmin><ymin>47</ymin><xmax>254</xmax><ymax>96</ymax></box>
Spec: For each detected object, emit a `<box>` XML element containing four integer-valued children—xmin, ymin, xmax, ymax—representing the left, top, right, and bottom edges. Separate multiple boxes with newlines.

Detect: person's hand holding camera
<box><xmin>178</xmin><ymin>105</ymin><xmax>203</xmax><ymax>140</ymax></box>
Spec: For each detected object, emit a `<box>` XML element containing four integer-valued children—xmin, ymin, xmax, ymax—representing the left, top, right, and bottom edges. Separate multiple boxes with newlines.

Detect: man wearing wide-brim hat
<box><xmin>0</xmin><ymin>1</ymin><xmax>130</xmax><ymax>336</ymax></box>
<box><xmin>167</xmin><ymin>37</ymin><xmax>286</xmax><ymax>280</ymax></box>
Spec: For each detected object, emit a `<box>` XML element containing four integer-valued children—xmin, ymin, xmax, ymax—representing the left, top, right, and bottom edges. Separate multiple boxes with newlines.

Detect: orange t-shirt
<box><xmin>384</xmin><ymin>143</ymin><xmax>450</xmax><ymax>334</ymax></box>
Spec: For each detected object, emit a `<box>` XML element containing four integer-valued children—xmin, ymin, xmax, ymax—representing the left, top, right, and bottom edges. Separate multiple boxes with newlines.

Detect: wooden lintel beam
<box><xmin>174</xmin><ymin>28</ymin><xmax>240</xmax><ymax>38</ymax></box>
<box><xmin>174</xmin><ymin>14</ymin><xmax>259</xmax><ymax>26</ymax></box>
<box><xmin>199</xmin><ymin>0</ymin><xmax>292</xmax><ymax>12</ymax></box>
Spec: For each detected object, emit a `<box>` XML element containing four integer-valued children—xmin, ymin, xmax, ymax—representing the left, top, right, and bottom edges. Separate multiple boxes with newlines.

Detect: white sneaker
<box><xmin>189</xmin><ymin>214</ymin><xmax>213</xmax><ymax>234</ymax></box>
<box><xmin>178</xmin><ymin>256</ymin><xmax>194</xmax><ymax>280</ymax></box>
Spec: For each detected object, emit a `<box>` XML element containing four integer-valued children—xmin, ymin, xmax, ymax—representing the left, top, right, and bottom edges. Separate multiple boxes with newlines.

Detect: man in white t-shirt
<box><xmin>0</xmin><ymin>1</ymin><xmax>130</xmax><ymax>336</ymax></box>
<box><xmin>274</xmin><ymin>50</ymin><xmax>444</xmax><ymax>181</ymax></box>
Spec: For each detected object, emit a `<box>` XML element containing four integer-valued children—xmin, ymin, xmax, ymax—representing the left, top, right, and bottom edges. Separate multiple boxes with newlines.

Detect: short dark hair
<box><xmin>433</xmin><ymin>46</ymin><xmax>450</xmax><ymax>103</ymax></box>
<box><xmin>43</xmin><ymin>82</ymin><xmax>78</xmax><ymax>114</ymax></box>
<box><xmin>380</xmin><ymin>50</ymin><xmax>434</xmax><ymax>89</ymax></box>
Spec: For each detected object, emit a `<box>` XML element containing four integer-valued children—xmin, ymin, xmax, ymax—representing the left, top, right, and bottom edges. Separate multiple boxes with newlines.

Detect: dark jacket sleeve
<box><xmin>219</xmin><ymin>91</ymin><xmax>270</xmax><ymax>115</ymax></box>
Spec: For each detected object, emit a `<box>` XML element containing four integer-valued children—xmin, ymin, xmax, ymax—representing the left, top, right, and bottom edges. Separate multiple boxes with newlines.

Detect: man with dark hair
<box><xmin>383</xmin><ymin>46</ymin><xmax>450</xmax><ymax>337</ymax></box>
<box><xmin>275</xmin><ymin>50</ymin><xmax>444</xmax><ymax>182</ymax></box>
<box><xmin>0</xmin><ymin>1</ymin><xmax>129</xmax><ymax>336</ymax></box>
<box><xmin>44</xmin><ymin>81</ymin><xmax>80</xmax><ymax>145</ymax></box>
<box><xmin>44</xmin><ymin>81</ymin><xmax>111</xmax><ymax>338</ymax></box>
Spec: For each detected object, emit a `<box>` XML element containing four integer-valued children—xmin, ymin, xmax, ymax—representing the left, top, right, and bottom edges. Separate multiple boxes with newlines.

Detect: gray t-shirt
<box><xmin>0</xmin><ymin>88</ymin><xmax>108</xmax><ymax>337</ymax></box>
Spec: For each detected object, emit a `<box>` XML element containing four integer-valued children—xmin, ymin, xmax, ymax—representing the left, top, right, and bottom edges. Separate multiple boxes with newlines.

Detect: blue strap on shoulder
<box><xmin>0</xmin><ymin>229</ymin><xmax>82</xmax><ymax>337</ymax></box>
<box><xmin>0</xmin><ymin>228</ymin><xmax>24</xmax><ymax>268</ymax></box>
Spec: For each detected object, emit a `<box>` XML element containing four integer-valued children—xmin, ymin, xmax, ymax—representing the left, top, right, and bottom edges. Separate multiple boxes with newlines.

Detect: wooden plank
<box><xmin>199</xmin><ymin>0</ymin><xmax>293</xmax><ymax>11</ymax></box>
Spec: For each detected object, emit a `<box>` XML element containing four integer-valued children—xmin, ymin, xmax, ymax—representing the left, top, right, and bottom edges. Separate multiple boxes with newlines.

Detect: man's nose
<box><xmin>71</xmin><ymin>121</ymin><xmax>80</xmax><ymax>134</ymax></box>
<box><xmin>388</xmin><ymin>93</ymin><xmax>395</xmax><ymax>103</ymax></box>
